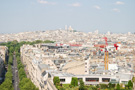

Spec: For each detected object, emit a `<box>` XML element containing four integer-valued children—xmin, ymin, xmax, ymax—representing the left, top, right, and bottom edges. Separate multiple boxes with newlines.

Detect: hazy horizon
<box><xmin>0</xmin><ymin>0</ymin><xmax>135</xmax><ymax>34</ymax></box>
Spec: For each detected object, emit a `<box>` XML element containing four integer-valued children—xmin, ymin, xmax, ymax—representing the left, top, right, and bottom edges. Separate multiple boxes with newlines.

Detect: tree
<box><xmin>53</xmin><ymin>77</ymin><xmax>60</xmax><ymax>86</ymax></box>
<box><xmin>8</xmin><ymin>56</ymin><xmax>13</xmax><ymax>65</ymax></box>
<box><xmin>116</xmin><ymin>83</ymin><xmax>120</xmax><ymax>90</ymax></box>
<box><xmin>5</xmin><ymin>72</ymin><xmax>13</xmax><ymax>80</ymax></box>
<box><xmin>0</xmin><ymin>79</ymin><xmax>14</xmax><ymax>90</ymax></box>
<box><xmin>0</xmin><ymin>43</ymin><xmax>14</xmax><ymax>90</ymax></box>
<box><xmin>19</xmin><ymin>78</ymin><xmax>38</xmax><ymax>90</ymax></box>
<box><xmin>18</xmin><ymin>63</ymin><xmax>24</xmax><ymax>70</ymax></box>
<box><xmin>71</xmin><ymin>77</ymin><xmax>78</xmax><ymax>87</ymax></box>
<box><xmin>125</xmin><ymin>84</ymin><xmax>128</xmax><ymax>89</ymax></box>
<box><xmin>132</xmin><ymin>77</ymin><xmax>135</xmax><ymax>83</ymax></box>
<box><xmin>16</xmin><ymin>52</ymin><xmax>20</xmax><ymax>57</ymax></box>
<box><xmin>9</xmin><ymin>47</ymin><xmax>14</xmax><ymax>53</ymax></box>
<box><xmin>58</xmin><ymin>86</ymin><xmax>65</xmax><ymax>90</ymax></box>
<box><xmin>12</xmin><ymin>40</ymin><xmax>18</xmax><ymax>45</ymax></box>
<box><xmin>96</xmin><ymin>84</ymin><xmax>99</xmax><ymax>89</ymax></box>
<box><xmin>7</xmin><ymin>64</ymin><xmax>12</xmax><ymax>72</ymax></box>
<box><xmin>19</xmin><ymin>78</ymin><xmax>29</xmax><ymax>88</ymax></box>
<box><xmin>35</xmin><ymin>40</ymin><xmax>43</xmax><ymax>44</ymax></box>
<box><xmin>19</xmin><ymin>68</ymin><xmax>26</xmax><ymax>80</ymax></box>
<box><xmin>100</xmin><ymin>84</ymin><xmax>108</xmax><ymax>89</ymax></box>
<box><xmin>15</xmin><ymin>46</ymin><xmax>20</xmax><ymax>53</ymax></box>
<box><xmin>79</xmin><ymin>80</ymin><xmax>84</xmax><ymax>90</ymax></box>
<box><xmin>108</xmin><ymin>83</ymin><xmax>112</xmax><ymax>88</ymax></box>
<box><xmin>44</xmin><ymin>40</ymin><xmax>54</xmax><ymax>43</ymax></box>
<box><xmin>128</xmin><ymin>80</ymin><xmax>133</xmax><ymax>89</ymax></box>
<box><xmin>16</xmin><ymin>56</ymin><xmax>20</xmax><ymax>61</ymax></box>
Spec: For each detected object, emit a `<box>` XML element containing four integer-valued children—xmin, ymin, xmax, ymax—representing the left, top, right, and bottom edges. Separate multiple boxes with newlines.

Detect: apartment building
<box><xmin>0</xmin><ymin>46</ymin><xmax>7</xmax><ymax>83</ymax></box>
<box><xmin>0</xmin><ymin>46</ymin><xmax>8</xmax><ymax>62</ymax></box>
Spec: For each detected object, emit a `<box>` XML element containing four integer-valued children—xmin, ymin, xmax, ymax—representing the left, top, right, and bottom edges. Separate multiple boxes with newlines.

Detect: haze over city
<box><xmin>0</xmin><ymin>0</ymin><xmax>135</xmax><ymax>34</ymax></box>
<box><xmin>0</xmin><ymin>0</ymin><xmax>135</xmax><ymax>90</ymax></box>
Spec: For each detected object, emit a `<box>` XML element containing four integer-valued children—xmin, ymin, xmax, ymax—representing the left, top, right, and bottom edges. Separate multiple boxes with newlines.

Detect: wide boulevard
<box><xmin>12</xmin><ymin>55</ymin><xmax>20</xmax><ymax>90</ymax></box>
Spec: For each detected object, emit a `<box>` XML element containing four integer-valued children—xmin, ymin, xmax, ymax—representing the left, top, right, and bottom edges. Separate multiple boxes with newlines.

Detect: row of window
<box><xmin>60</xmin><ymin>78</ymin><xmax>110</xmax><ymax>82</ymax></box>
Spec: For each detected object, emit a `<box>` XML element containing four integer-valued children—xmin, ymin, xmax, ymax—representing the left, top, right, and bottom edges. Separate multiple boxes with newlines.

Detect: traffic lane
<box><xmin>12</xmin><ymin>55</ymin><xmax>20</xmax><ymax>90</ymax></box>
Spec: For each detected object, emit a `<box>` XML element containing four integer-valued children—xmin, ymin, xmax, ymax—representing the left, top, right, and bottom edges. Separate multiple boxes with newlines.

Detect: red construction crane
<box><xmin>103</xmin><ymin>37</ymin><xmax>108</xmax><ymax>46</ymax></box>
<box><xmin>103</xmin><ymin>37</ymin><xmax>120</xmax><ymax>70</ymax></box>
<box><xmin>114</xmin><ymin>43</ymin><xmax>119</xmax><ymax>50</ymax></box>
<box><xmin>94</xmin><ymin>37</ymin><xmax>120</xmax><ymax>70</ymax></box>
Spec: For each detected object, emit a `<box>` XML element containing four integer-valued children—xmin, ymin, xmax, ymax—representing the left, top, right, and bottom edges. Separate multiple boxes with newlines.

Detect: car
<box><xmin>15</xmin><ymin>70</ymin><xmax>18</xmax><ymax>73</ymax></box>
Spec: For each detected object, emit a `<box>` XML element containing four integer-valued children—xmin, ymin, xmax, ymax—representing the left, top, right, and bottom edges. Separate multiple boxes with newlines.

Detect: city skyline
<box><xmin>0</xmin><ymin>0</ymin><xmax>135</xmax><ymax>34</ymax></box>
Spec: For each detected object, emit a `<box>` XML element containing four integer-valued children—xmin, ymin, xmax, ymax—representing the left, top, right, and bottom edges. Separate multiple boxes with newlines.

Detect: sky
<box><xmin>0</xmin><ymin>0</ymin><xmax>135</xmax><ymax>34</ymax></box>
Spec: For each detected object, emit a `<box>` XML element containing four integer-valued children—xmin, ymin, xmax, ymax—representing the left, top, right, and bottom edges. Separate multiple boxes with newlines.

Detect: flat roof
<box><xmin>38</xmin><ymin>64</ymin><xmax>49</xmax><ymax>71</ymax></box>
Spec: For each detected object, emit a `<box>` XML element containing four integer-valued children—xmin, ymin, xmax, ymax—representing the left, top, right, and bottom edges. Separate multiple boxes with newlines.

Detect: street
<box><xmin>12</xmin><ymin>55</ymin><xmax>20</xmax><ymax>90</ymax></box>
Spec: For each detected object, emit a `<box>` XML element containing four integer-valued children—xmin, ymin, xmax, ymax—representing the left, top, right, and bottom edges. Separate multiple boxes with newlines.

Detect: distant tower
<box><xmin>68</xmin><ymin>25</ymin><xmax>73</xmax><ymax>32</ymax></box>
<box><xmin>128</xmin><ymin>32</ymin><xmax>131</xmax><ymax>35</ymax></box>
<box><xmin>107</xmin><ymin>31</ymin><xmax>110</xmax><ymax>35</ymax></box>
<box><xmin>65</xmin><ymin>25</ymin><xmax>67</xmax><ymax>30</ymax></box>
<box><xmin>94</xmin><ymin>29</ymin><xmax>99</xmax><ymax>34</ymax></box>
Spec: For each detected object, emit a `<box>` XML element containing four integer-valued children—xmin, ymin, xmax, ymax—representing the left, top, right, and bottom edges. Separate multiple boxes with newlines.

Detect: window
<box><xmin>60</xmin><ymin>79</ymin><xmax>65</xmax><ymax>82</ymax></box>
<box><xmin>85</xmin><ymin>78</ymin><xmax>99</xmax><ymax>82</ymax></box>
<box><xmin>78</xmin><ymin>78</ymin><xmax>82</xmax><ymax>81</ymax></box>
<box><xmin>102</xmin><ymin>78</ymin><xmax>110</xmax><ymax>82</ymax></box>
<box><xmin>111</xmin><ymin>79</ymin><xmax>116</xmax><ymax>82</ymax></box>
<box><xmin>122</xmin><ymin>81</ymin><xmax>128</xmax><ymax>84</ymax></box>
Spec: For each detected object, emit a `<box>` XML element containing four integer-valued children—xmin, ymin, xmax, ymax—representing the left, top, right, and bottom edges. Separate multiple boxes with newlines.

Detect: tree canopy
<box><xmin>71</xmin><ymin>77</ymin><xmax>78</xmax><ymax>87</ymax></box>
<box><xmin>128</xmin><ymin>80</ymin><xmax>133</xmax><ymax>89</ymax></box>
<box><xmin>53</xmin><ymin>76</ymin><xmax>60</xmax><ymax>86</ymax></box>
<box><xmin>79</xmin><ymin>79</ymin><xmax>85</xmax><ymax>90</ymax></box>
<box><xmin>116</xmin><ymin>83</ymin><xmax>120</xmax><ymax>90</ymax></box>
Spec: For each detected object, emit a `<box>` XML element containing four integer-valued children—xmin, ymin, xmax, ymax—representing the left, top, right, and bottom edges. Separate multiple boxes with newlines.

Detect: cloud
<box><xmin>69</xmin><ymin>3</ymin><xmax>81</xmax><ymax>7</ymax></box>
<box><xmin>112</xmin><ymin>8</ymin><xmax>120</xmax><ymax>12</ymax></box>
<box><xmin>37</xmin><ymin>0</ymin><xmax>56</xmax><ymax>5</ymax></box>
<box><xmin>115</xmin><ymin>1</ymin><xmax>124</xmax><ymax>5</ymax></box>
<box><xmin>94</xmin><ymin>5</ymin><xmax>101</xmax><ymax>10</ymax></box>
<box><xmin>38</xmin><ymin>0</ymin><xmax>48</xmax><ymax>4</ymax></box>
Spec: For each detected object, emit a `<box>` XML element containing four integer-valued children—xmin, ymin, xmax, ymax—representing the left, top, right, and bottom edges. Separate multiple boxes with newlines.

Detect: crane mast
<box><xmin>103</xmin><ymin>37</ymin><xmax>119</xmax><ymax>70</ymax></box>
<box><xmin>103</xmin><ymin>37</ymin><xmax>109</xmax><ymax>70</ymax></box>
<box><xmin>94</xmin><ymin>37</ymin><xmax>120</xmax><ymax>70</ymax></box>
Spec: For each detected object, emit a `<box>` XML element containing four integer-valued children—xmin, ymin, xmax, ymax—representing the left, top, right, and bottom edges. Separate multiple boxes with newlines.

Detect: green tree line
<box><xmin>0</xmin><ymin>51</ymin><xmax>14</xmax><ymax>90</ymax></box>
<box><xmin>0</xmin><ymin>40</ymin><xmax>54</xmax><ymax>90</ymax></box>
